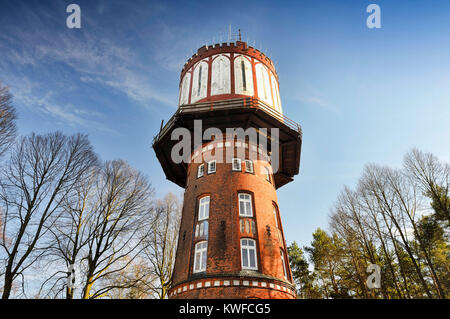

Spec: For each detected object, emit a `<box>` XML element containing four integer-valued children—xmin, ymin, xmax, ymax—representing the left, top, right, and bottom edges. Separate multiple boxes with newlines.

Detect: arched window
<box><xmin>191</xmin><ymin>60</ymin><xmax>208</xmax><ymax>103</ymax></box>
<box><xmin>271</xmin><ymin>74</ymin><xmax>282</xmax><ymax>113</ymax></box>
<box><xmin>255</xmin><ymin>64</ymin><xmax>272</xmax><ymax>105</ymax></box>
<box><xmin>234</xmin><ymin>55</ymin><xmax>253</xmax><ymax>95</ymax></box>
<box><xmin>211</xmin><ymin>55</ymin><xmax>230</xmax><ymax>95</ymax></box>
<box><xmin>179</xmin><ymin>73</ymin><xmax>191</xmax><ymax>105</ymax></box>
<box><xmin>260</xmin><ymin>67</ymin><xmax>267</xmax><ymax>99</ymax></box>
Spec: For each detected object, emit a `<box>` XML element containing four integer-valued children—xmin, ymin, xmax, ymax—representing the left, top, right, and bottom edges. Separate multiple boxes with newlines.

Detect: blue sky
<box><xmin>0</xmin><ymin>0</ymin><xmax>449</xmax><ymax>251</ymax></box>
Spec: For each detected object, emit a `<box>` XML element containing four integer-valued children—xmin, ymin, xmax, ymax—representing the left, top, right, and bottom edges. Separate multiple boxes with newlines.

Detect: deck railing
<box><xmin>154</xmin><ymin>97</ymin><xmax>302</xmax><ymax>144</ymax></box>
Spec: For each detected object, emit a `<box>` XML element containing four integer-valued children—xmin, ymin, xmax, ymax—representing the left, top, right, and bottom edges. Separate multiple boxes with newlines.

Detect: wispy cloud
<box><xmin>30</xmin><ymin>32</ymin><xmax>176</xmax><ymax>108</ymax></box>
<box><xmin>0</xmin><ymin>2</ymin><xmax>177</xmax><ymax>128</ymax></box>
<box><xmin>298</xmin><ymin>95</ymin><xmax>330</xmax><ymax>108</ymax></box>
<box><xmin>294</xmin><ymin>89</ymin><xmax>338</xmax><ymax>114</ymax></box>
<box><xmin>6</xmin><ymin>75</ymin><xmax>115</xmax><ymax>134</ymax></box>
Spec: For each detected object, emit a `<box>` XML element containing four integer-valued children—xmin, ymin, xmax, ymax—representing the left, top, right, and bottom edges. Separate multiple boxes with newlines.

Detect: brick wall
<box><xmin>170</xmin><ymin>138</ymin><xmax>295</xmax><ymax>299</ymax></box>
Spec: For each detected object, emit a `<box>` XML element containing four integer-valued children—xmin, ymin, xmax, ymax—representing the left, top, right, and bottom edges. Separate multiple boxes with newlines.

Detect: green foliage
<box><xmin>427</xmin><ymin>184</ymin><xmax>450</xmax><ymax>226</ymax></box>
<box><xmin>301</xmin><ymin>149</ymin><xmax>450</xmax><ymax>299</ymax></box>
<box><xmin>287</xmin><ymin>241</ymin><xmax>320</xmax><ymax>298</ymax></box>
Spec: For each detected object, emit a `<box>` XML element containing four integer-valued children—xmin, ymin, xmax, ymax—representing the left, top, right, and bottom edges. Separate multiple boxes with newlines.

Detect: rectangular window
<box><xmin>241</xmin><ymin>239</ymin><xmax>257</xmax><ymax>270</ymax></box>
<box><xmin>245</xmin><ymin>160</ymin><xmax>254</xmax><ymax>173</ymax></box>
<box><xmin>273</xmin><ymin>205</ymin><xmax>283</xmax><ymax>243</ymax></box>
<box><xmin>278</xmin><ymin>229</ymin><xmax>283</xmax><ymax>243</ymax></box>
<box><xmin>232</xmin><ymin>158</ymin><xmax>241</xmax><ymax>171</ymax></box>
<box><xmin>264</xmin><ymin>166</ymin><xmax>271</xmax><ymax>183</ymax></box>
<box><xmin>207</xmin><ymin>160</ymin><xmax>216</xmax><ymax>174</ymax></box>
<box><xmin>198</xmin><ymin>196</ymin><xmax>210</xmax><ymax>221</ymax></box>
<box><xmin>238</xmin><ymin>193</ymin><xmax>253</xmax><ymax>217</ymax></box>
<box><xmin>193</xmin><ymin>241</ymin><xmax>208</xmax><ymax>273</ymax></box>
<box><xmin>195</xmin><ymin>220</ymin><xmax>209</xmax><ymax>239</ymax></box>
<box><xmin>197</xmin><ymin>164</ymin><xmax>204</xmax><ymax>178</ymax></box>
<box><xmin>241</xmin><ymin>60</ymin><xmax>247</xmax><ymax>91</ymax></box>
<box><xmin>280</xmin><ymin>249</ymin><xmax>288</xmax><ymax>280</ymax></box>
<box><xmin>273</xmin><ymin>206</ymin><xmax>279</xmax><ymax>228</ymax></box>
<box><xmin>197</xmin><ymin>66</ymin><xmax>202</xmax><ymax>96</ymax></box>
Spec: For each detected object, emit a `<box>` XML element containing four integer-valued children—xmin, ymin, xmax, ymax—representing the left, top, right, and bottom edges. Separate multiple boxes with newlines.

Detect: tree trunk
<box><xmin>1</xmin><ymin>272</ymin><xmax>13</xmax><ymax>299</ymax></box>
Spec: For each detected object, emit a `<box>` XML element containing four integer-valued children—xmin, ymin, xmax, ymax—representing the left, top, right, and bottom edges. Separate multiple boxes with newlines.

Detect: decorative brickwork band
<box><xmin>169</xmin><ymin>276</ymin><xmax>296</xmax><ymax>299</ymax></box>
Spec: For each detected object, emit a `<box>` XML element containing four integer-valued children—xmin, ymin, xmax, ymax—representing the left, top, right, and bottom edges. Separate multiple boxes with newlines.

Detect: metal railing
<box><xmin>154</xmin><ymin>97</ymin><xmax>302</xmax><ymax>144</ymax></box>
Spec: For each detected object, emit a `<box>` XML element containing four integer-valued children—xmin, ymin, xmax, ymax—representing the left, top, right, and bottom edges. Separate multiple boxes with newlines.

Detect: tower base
<box><xmin>168</xmin><ymin>276</ymin><xmax>296</xmax><ymax>299</ymax></box>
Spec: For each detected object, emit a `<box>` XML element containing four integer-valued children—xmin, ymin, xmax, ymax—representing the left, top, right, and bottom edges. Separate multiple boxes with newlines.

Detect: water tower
<box><xmin>153</xmin><ymin>37</ymin><xmax>302</xmax><ymax>299</ymax></box>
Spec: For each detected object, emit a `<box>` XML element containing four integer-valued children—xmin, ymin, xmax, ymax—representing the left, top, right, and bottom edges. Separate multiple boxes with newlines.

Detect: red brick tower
<box><xmin>153</xmin><ymin>40</ymin><xmax>302</xmax><ymax>299</ymax></box>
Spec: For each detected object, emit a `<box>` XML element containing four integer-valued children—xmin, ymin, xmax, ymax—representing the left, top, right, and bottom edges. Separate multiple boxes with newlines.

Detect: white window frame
<box><xmin>207</xmin><ymin>160</ymin><xmax>216</xmax><ymax>174</ymax></box>
<box><xmin>245</xmin><ymin>160</ymin><xmax>254</xmax><ymax>173</ymax></box>
<box><xmin>197</xmin><ymin>164</ymin><xmax>204</xmax><ymax>178</ymax></box>
<box><xmin>241</xmin><ymin>238</ymin><xmax>258</xmax><ymax>270</ymax></box>
<box><xmin>195</xmin><ymin>220</ymin><xmax>209</xmax><ymax>239</ymax></box>
<box><xmin>273</xmin><ymin>205</ymin><xmax>279</xmax><ymax>228</ymax></box>
<box><xmin>238</xmin><ymin>193</ymin><xmax>253</xmax><ymax>217</ymax></box>
<box><xmin>264</xmin><ymin>166</ymin><xmax>271</xmax><ymax>183</ymax></box>
<box><xmin>232</xmin><ymin>158</ymin><xmax>242</xmax><ymax>171</ymax></box>
<box><xmin>280</xmin><ymin>249</ymin><xmax>288</xmax><ymax>280</ymax></box>
<box><xmin>200</xmin><ymin>220</ymin><xmax>208</xmax><ymax>238</ymax></box>
<box><xmin>198</xmin><ymin>196</ymin><xmax>210</xmax><ymax>221</ymax></box>
<box><xmin>193</xmin><ymin>241</ymin><xmax>208</xmax><ymax>273</ymax></box>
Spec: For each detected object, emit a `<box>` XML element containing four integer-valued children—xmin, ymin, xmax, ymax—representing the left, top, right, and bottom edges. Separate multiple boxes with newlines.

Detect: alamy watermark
<box><xmin>170</xmin><ymin>120</ymin><xmax>280</xmax><ymax>173</ymax></box>
<box><xmin>366</xmin><ymin>263</ymin><xmax>381</xmax><ymax>289</ymax></box>
<box><xmin>66</xmin><ymin>4</ymin><xmax>81</xmax><ymax>29</ymax></box>
<box><xmin>366</xmin><ymin>4</ymin><xmax>381</xmax><ymax>29</ymax></box>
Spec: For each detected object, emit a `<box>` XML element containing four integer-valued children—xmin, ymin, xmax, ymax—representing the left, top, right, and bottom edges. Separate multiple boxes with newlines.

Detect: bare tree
<box><xmin>0</xmin><ymin>82</ymin><xmax>17</xmax><ymax>157</ymax></box>
<box><xmin>72</xmin><ymin>192</ymin><xmax>181</xmax><ymax>300</ymax></box>
<box><xmin>360</xmin><ymin>165</ymin><xmax>433</xmax><ymax>298</ymax></box>
<box><xmin>404</xmin><ymin>149</ymin><xmax>450</xmax><ymax>226</ymax></box>
<box><xmin>0</xmin><ymin>83</ymin><xmax>16</xmax><ymax>268</ymax></box>
<box><xmin>100</xmin><ymin>256</ymin><xmax>157</xmax><ymax>299</ymax></box>
<box><xmin>330</xmin><ymin>187</ymin><xmax>381</xmax><ymax>298</ymax></box>
<box><xmin>37</xmin><ymin>159</ymin><xmax>157</xmax><ymax>299</ymax></box>
<box><xmin>357</xmin><ymin>182</ymin><xmax>405</xmax><ymax>298</ymax></box>
<box><xmin>37</xmin><ymin>167</ymin><xmax>100</xmax><ymax>299</ymax></box>
<box><xmin>78</xmin><ymin>160</ymin><xmax>154</xmax><ymax>299</ymax></box>
<box><xmin>0</xmin><ymin>132</ymin><xmax>98</xmax><ymax>299</ymax></box>
<box><xmin>141</xmin><ymin>193</ymin><xmax>181</xmax><ymax>299</ymax></box>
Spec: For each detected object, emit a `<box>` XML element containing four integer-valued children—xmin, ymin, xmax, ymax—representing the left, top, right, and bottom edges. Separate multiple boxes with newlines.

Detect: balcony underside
<box><xmin>152</xmin><ymin>98</ymin><xmax>302</xmax><ymax>189</ymax></box>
